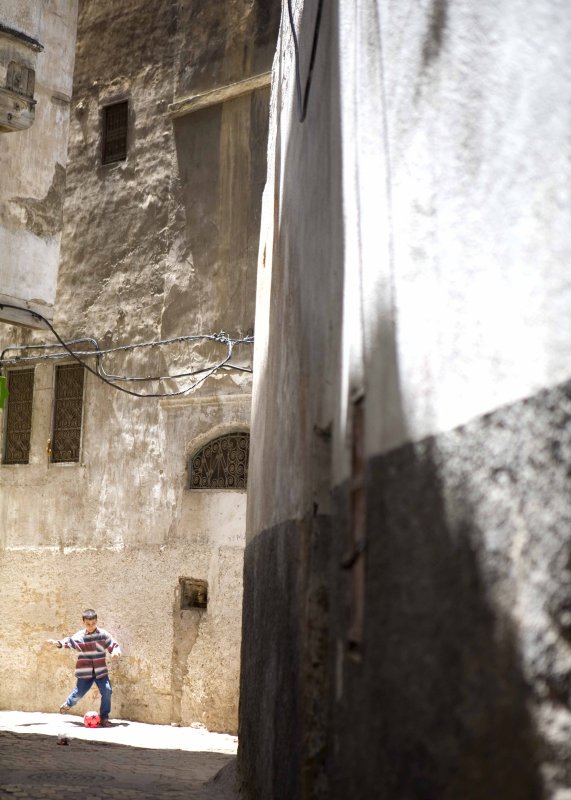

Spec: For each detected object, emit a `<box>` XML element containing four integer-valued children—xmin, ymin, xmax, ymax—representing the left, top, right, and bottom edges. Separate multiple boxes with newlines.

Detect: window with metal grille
<box><xmin>189</xmin><ymin>432</ymin><xmax>249</xmax><ymax>489</ymax></box>
<box><xmin>102</xmin><ymin>100</ymin><xmax>128</xmax><ymax>164</ymax></box>
<box><xmin>2</xmin><ymin>369</ymin><xmax>35</xmax><ymax>464</ymax></box>
<box><xmin>52</xmin><ymin>364</ymin><xmax>85</xmax><ymax>463</ymax></box>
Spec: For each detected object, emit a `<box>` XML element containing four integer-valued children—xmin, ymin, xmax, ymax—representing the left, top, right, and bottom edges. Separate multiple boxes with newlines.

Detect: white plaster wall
<box><xmin>347</xmin><ymin>0</ymin><xmax>571</xmax><ymax>465</ymax></box>
<box><xmin>0</xmin><ymin>229</ymin><xmax>61</xmax><ymax>309</ymax></box>
<box><xmin>0</xmin><ymin>0</ymin><xmax>40</xmax><ymax>34</ymax></box>
<box><xmin>0</xmin><ymin>0</ymin><xmax>78</xmax><ymax>323</ymax></box>
<box><xmin>249</xmin><ymin>0</ymin><xmax>571</xmax><ymax>534</ymax></box>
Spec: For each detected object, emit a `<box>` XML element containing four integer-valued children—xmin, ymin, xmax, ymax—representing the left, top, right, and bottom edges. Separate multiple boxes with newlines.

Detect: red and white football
<box><xmin>83</xmin><ymin>711</ymin><xmax>100</xmax><ymax>728</ymax></box>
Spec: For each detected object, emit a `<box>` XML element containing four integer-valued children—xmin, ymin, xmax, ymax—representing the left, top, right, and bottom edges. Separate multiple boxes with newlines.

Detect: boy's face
<box><xmin>83</xmin><ymin>617</ymin><xmax>98</xmax><ymax>633</ymax></box>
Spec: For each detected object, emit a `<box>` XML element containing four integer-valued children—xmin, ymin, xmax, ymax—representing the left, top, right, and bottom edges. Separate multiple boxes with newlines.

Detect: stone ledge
<box><xmin>160</xmin><ymin>392</ymin><xmax>252</xmax><ymax>409</ymax></box>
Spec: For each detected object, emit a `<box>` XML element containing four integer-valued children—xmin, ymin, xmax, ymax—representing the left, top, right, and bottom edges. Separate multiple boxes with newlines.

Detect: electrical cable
<box><xmin>0</xmin><ymin>303</ymin><xmax>253</xmax><ymax>399</ymax></box>
<box><xmin>286</xmin><ymin>0</ymin><xmax>325</xmax><ymax>123</ymax></box>
<box><xmin>1</xmin><ymin>344</ymin><xmax>253</xmax><ymax>380</ymax></box>
<box><xmin>0</xmin><ymin>338</ymin><xmax>253</xmax><ymax>380</ymax></box>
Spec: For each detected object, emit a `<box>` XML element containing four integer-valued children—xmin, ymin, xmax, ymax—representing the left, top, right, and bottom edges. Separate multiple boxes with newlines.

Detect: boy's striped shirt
<box><xmin>59</xmin><ymin>628</ymin><xmax>120</xmax><ymax>679</ymax></box>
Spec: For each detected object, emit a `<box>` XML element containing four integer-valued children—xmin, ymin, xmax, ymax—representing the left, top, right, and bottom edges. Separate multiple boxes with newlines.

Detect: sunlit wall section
<box><xmin>0</xmin><ymin>0</ymin><xmax>78</xmax><ymax>328</ymax></box>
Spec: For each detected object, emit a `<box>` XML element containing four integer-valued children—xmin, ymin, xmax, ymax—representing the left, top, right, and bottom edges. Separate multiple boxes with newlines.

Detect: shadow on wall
<box><xmin>330</xmin><ymin>419</ymin><xmax>544</xmax><ymax>800</ymax></box>
<box><xmin>169</xmin><ymin>87</ymin><xmax>270</xmax><ymax>341</ymax></box>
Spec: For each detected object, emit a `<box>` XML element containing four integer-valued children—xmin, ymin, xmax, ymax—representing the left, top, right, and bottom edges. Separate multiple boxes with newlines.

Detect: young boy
<box><xmin>47</xmin><ymin>608</ymin><xmax>121</xmax><ymax>727</ymax></box>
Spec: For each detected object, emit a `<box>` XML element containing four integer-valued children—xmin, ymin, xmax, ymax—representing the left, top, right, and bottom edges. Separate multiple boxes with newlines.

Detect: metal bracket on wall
<box><xmin>345</xmin><ymin>395</ymin><xmax>367</xmax><ymax>660</ymax></box>
<box><xmin>340</xmin><ymin>536</ymin><xmax>367</xmax><ymax>570</ymax></box>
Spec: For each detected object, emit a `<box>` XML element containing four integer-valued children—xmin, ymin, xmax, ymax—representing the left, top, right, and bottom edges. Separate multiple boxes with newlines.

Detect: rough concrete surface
<box><xmin>0</xmin><ymin>711</ymin><xmax>238</xmax><ymax>799</ymax></box>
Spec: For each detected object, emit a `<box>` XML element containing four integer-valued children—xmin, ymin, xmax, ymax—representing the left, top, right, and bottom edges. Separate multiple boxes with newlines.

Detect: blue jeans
<box><xmin>65</xmin><ymin>675</ymin><xmax>112</xmax><ymax>719</ymax></box>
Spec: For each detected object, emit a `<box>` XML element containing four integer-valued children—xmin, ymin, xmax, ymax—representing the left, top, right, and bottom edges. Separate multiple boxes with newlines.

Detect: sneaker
<box><xmin>99</xmin><ymin>718</ymin><xmax>112</xmax><ymax>727</ymax></box>
<box><xmin>59</xmin><ymin>704</ymin><xmax>71</xmax><ymax>714</ymax></box>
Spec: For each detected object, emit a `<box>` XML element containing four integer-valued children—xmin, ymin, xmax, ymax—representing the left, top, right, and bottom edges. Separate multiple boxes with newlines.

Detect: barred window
<box><xmin>102</xmin><ymin>100</ymin><xmax>128</xmax><ymax>164</ymax></box>
<box><xmin>189</xmin><ymin>432</ymin><xmax>249</xmax><ymax>489</ymax></box>
<box><xmin>52</xmin><ymin>364</ymin><xmax>85</xmax><ymax>463</ymax></box>
<box><xmin>3</xmin><ymin>369</ymin><xmax>35</xmax><ymax>464</ymax></box>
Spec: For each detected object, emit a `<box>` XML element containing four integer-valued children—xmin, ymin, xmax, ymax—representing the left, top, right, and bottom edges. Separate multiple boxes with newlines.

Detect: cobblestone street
<box><xmin>0</xmin><ymin>712</ymin><xmax>239</xmax><ymax>799</ymax></box>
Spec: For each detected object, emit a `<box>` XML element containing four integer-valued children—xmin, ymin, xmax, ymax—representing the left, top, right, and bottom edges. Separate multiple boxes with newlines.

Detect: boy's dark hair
<box><xmin>82</xmin><ymin>608</ymin><xmax>97</xmax><ymax>620</ymax></box>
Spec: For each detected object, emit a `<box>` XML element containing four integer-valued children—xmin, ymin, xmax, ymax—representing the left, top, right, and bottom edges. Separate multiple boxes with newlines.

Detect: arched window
<box><xmin>188</xmin><ymin>432</ymin><xmax>249</xmax><ymax>489</ymax></box>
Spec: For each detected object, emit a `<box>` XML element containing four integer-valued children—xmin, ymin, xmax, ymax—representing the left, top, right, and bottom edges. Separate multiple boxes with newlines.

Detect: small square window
<box><xmin>179</xmin><ymin>578</ymin><xmax>208</xmax><ymax>610</ymax></box>
<box><xmin>102</xmin><ymin>100</ymin><xmax>128</xmax><ymax>164</ymax></box>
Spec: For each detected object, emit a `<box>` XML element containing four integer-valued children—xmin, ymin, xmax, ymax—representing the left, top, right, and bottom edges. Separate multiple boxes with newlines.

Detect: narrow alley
<box><xmin>2</xmin><ymin>1</ymin><xmax>571</xmax><ymax>798</ymax></box>
<box><xmin>0</xmin><ymin>712</ymin><xmax>238</xmax><ymax>800</ymax></box>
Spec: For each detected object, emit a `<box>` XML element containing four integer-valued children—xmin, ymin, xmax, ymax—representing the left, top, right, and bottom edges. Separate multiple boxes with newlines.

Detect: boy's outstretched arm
<box><xmin>46</xmin><ymin>635</ymin><xmax>84</xmax><ymax>650</ymax></box>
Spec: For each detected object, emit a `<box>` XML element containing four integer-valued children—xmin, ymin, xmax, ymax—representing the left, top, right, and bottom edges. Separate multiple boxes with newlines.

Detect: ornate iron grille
<box><xmin>102</xmin><ymin>100</ymin><xmax>128</xmax><ymax>164</ymax></box>
<box><xmin>52</xmin><ymin>364</ymin><xmax>84</xmax><ymax>463</ymax></box>
<box><xmin>189</xmin><ymin>432</ymin><xmax>249</xmax><ymax>489</ymax></box>
<box><xmin>3</xmin><ymin>369</ymin><xmax>34</xmax><ymax>464</ymax></box>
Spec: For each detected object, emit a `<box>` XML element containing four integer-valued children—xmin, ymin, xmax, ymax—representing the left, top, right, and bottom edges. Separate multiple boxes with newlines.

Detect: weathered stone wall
<box><xmin>0</xmin><ymin>0</ymin><xmax>78</xmax><ymax>326</ymax></box>
<box><xmin>241</xmin><ymin>0</ymin><xmax>571</xmax><ymax>796</ymax></box>
<box><xmin>0</xmin><ymin>0</ymin><xmax>280</xmax><ymax>733</ymax></box>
